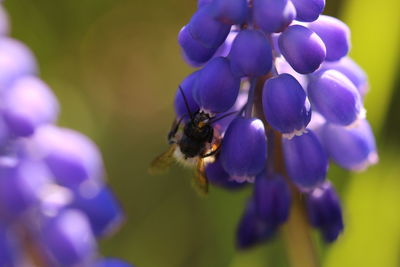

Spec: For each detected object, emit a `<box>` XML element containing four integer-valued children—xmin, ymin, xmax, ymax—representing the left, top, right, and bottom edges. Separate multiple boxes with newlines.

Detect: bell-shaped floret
<box><xmin>220</xmin><ymin>117</ymin><xmax>267</xmax><ymax>182</ymax></box>
<box><xmin>70</xmin><ymin>186</ymin><xmax>124</xmax><ymax>238</ymax></box>
<box><xmin>0</xmin><ymin>37</ymin><xmax>37</xmax><ymax>91</ymax></box>
<box><xmin>320</xmin><ymin>57</ymin><xmax>368</xmax><ymax>97</ymax></box>
<box><xmin>31</xmin><ymin>126</ymin><xmax>105</xmax><ymax>189</ymax></box>
<box><xmin>205</xmin><ymin>158</ymin><xmax>247</xmax><ymax>190</ymax></box>
<box><xmin>178</xmin><ymin>26</ymin><xmax>217</xmax><ymax>66</ymax></box>
<box><xmin>40</xmin><ymin>209</ymin><xmax>97</xmax><ymax>266</ymax></box>
<box><xmin>253</xmin><ymin>0</ymin><xmax>296</xmax><ymax>33</ymax></box>
<box><xmin>291</xmin><ymin>0</ymin><xmax>325</xmax><ymax>22</ymax></box>
<box><xmin>253</xmin><ymin>173</ymin><xmax>291</xmax><ymax>224</ymax></box>
<box><xmin>193</xmin><ymin>57</ymin><xmax>240</xmax><ymax>113</ymax></box>
<box><xmin>187</xmin><ymin>5</ymin><xmax>231</xmax><ymax>49</ymax></box>
<box><xmin>1</xmin><ymin>76</ymin><xmax>59</xmax><ymax>137</ymax></box>
<box><xmin>321</xmin><ymin>120</ymin><xmax>378</xmax><ymax>171</ymax></box>
<box><xmin>236</xmin><ymin>199</ymin><xmax>276</xmax><ymax>249</ymax></box>
<box><xmin>210</xmin><ymin>0</ymin><xmax>249</xmax><ymax>25</ymax></box>
<box><xmin>283</xmin><ymin>130</ymin><xmax>328</xmax><ymax>189</ymax></box>
<box><xmin>262</xmin><ymin>74</ymin><xmax>311</xmax><ymax>137</ymax></box>
<box><xmin>278</xmin><ymin>25</ymin><xmax>326</xmax><ymax>74</ymax></box>
<box><xmin>229</xmin><ymin>29</ymin><xmax>273</xmax><ymax>77</ymax></box>
<box><xmin>306</xmin><ymin>182</ymin><xmax>343</xmax><ymax>242</ymax></box>
<box><xmin>308</xmin><ymin>15</ymin><xmax>350</xmax><ymax>61</ymax></box>
<box><xmin>0</xmin><ymin>158</ymin><xmax>51</xmax><ymax>219</ymax></box>
<box><xmin>308</xmin><ymin>69</ymin><xmax>364</xmax><ymax>126</ymax></box>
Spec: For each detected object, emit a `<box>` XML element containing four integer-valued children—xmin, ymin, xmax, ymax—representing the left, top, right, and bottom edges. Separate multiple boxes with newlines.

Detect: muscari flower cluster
<box><xmin>176</xmin><ymin>0</ymin><xmax>377</xmax><ymax>247</ymax></box>
<box><xmin>0</xmin><ymin>3</ymin><xmax>134</xmax><ymax>266</ymax></box>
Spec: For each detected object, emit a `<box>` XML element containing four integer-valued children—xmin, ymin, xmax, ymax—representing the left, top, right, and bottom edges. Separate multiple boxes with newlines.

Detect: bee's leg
<box><xmin>201</xmin><ymin>144</ymin><xmax>220</xmax><ymax>158</ymax></box>
<box><xmin>168</xmin><ymin>117</ymin><xmax>185</xmax><ymax>144</ymax></box>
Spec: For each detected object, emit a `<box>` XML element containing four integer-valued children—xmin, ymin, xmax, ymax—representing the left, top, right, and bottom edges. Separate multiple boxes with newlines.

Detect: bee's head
<box><xmin>194</xmin><ymin>111</ymin><xmax>212</xmax><ymax>128</ymax></box>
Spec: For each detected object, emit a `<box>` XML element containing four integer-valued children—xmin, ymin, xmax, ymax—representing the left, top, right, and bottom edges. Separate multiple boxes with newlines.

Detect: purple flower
<box><xmin>220</xmin><ymin>117</ymin><xmax>267</xmax><ymax>183</ymax></box>
<box><xmin>229</xmin><ymin>29</ymin><xmax>273</xmax><ymax>77</ymax></box>
<box><xmin>306</xmin><ymin>182</ymin><xmax>344</xmax><ymax>242</ymax></box>
<box><xmin>193</xmin><ymin>57</ymin><xmax>240</xmax><ymax>113</ymax></box>
<box><xmin>321</xmin><ymin>120</ymin><xmax>378</xmax><ymax>171</ymax></box>
<box><xmin>253</xmin><ymin>0</ymin><xmax>296</xmax><ymax>33</ymax></box>
<box><xmin>209</xmin><ymin>0</ymin><xmax>249</xmax><ymax>25</ymax></box>
<box><xmin>283</xmin><ymin>130</ymin><xmax>328</xmax><ymax>189</ymax></box>
<box><xmin>1</xmin><ymin>76</ymin><xmax>59</xmax><ymax>137</ymax></box>
<box><xmin>308</xmin><ymin>69</ymin><xmax>364</xmax><ymax>126</ymax></box>
<box><xmin>278</xmin><ymin>25</ymin><xmax>326</xmax><ymax>74</ymax></box>
<box><xmin>291</xmin><ymin>0</ymin><xmax>325</xmax><ymax>22</ymax></box>
<box><xmin>0</xmin><ymin>37</ymin><xmax>37</xmax><ymax>91</ymax></box>
<box><xmin>236</xmin><ymin>199</ymin><xmax>276</xmax><ymax>249</ymax></box>
<box><xmin>40</xmin><ymin>209</ymin><xmax>97</xmax><ymax>266</ymax></box>
<box><xmin>31</xmin><ymin>126</ymin><xmax>105</xmax><ymax>189</ymax></box>
<box><xmin>262</xmin><ymin>73</ymin><xmax>311</xmax><ymax>137</ymax></box>
<box><xmin>253</xmin><ymin>173</ymin><xmax>291</xmax><ymax>224</ymax></box>
<box><xmin>308</xmin><ymin>15</ymin><xmax>350</xmax><ymax>61</ymax></box>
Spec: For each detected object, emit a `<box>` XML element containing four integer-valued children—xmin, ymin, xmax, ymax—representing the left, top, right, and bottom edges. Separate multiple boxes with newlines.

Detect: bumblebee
<box><xmin>149</xmin><ymin>87</ymin><xmax>236</xmax><ymax>195</ymax></box>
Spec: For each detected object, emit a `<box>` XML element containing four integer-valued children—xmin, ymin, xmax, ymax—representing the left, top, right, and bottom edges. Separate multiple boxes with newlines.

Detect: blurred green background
<box><xmin>3</xmin><ymin>0</ymin><xmax>400</xmax><ymax>266</ymax></box>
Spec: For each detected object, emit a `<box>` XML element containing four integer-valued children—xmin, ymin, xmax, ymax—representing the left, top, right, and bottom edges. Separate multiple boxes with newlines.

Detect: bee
<box><xmin>149</xmin><ymin>86</ymin><xmax>237</xmax><ymax>195</ymax></box>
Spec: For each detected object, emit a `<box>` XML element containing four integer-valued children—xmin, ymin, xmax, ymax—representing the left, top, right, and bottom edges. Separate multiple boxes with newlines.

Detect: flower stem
<box><xmin>253</xmin><ymin>74</ymin><xmax>319</xmax><ymax>267</ymax></box>
<box><xmin>245</xmin><ymin>77</ymin><xmax>257</xmax><ymax>118</ymax></box>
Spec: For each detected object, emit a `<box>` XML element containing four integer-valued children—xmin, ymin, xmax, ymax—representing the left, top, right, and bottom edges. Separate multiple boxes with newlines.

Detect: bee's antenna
<box><xmin>209</xmin><ymin>111</ymin><xmax>239</xmax><ymax>124</ymax></box>
<box><xmin>179</xmin><ymin>86</ymin><xmax>194</xmax><ymax>121</ymax></box>
<box><xmin>209</xmin><ymin>104</ymin><xmax>246</xmax><ymax>124</ymax></box>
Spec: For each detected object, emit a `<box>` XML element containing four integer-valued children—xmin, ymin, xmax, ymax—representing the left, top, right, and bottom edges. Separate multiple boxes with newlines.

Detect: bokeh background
<box><xmin>3</xmin><ymin>0</ymin><xmax>400</xmax><ymax>266</ymax></box>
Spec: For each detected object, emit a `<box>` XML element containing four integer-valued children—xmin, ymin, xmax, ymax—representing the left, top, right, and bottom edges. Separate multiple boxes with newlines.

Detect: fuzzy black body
<box><xmin>178</xmin><ymin>119</ymin><xmax>214</xmax><ymax>158</ymax></box>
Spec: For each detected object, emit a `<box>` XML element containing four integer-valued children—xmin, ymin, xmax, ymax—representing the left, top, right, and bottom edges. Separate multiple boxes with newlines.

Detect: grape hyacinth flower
<box><xmin>0</xmin><ymin>3</ymin><xmax>135</xmax><ymax>266</ymax></box>
<box><xmin>171</xmin><ymin>0</ymin><xmax>378</xmax><ymax>250</ymax></box>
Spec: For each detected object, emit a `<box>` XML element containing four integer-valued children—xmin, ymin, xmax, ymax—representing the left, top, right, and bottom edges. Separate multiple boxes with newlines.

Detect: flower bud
<box><xmin>178</xmin><ymin>25</ymin><xmax>217</xmax><ymax>66</ymax></box>
<box><xmin>320</xmin><ymin>57</ymin><xmax>368</xmax><ymax>97</ymax></box>
<box><xmin>1</xmin><ymin>76</ymin><xmax>59</xmax><ymax>137</ymax></box>
<box><xmin>31</xmin><ymin>126</ymin><xmax>104</xmax><ymax>189</ymax></box>
<box><xmin>40</xmin><ymin>209</ymin><xmax>97</xmax><ymax>266</ymax></box>
<box><xmin>210</xmin><ymin>0</ymin><xmax>249</xmax><ymax>25</ymax></box>
<box><xmin>205</xmin><ymin>158</ymin><xmax>247</xmax><ymax>190</ymax></box>
<box><xmin>0</xmin><ymin>37</ymin><xmax>37</xmax><ymax>91</ymax></box>
<box><xmin>278</xmin><ymin>25</ymin><xmax>326</xmax><ymax>74</ymax></box>
<box><xmin>308</xmin><ymin>69</ymin><xmax>364</xmax><ymax>126</ymax></box>
<box><xmin>283</xmin><ymin>130</ymin><xmax>328</xmax><ymax>189</ymax></box>
<box><xmin>236</xmin><ymin>200</ymin><xmax>275</xmax><ymax>249</ymax></box>
<box><xmin>220</xmin><ymin>117</ymin><xmax>267</xmax><ymax>182</ymax></box>
<box><xmin>262</xmin><ymin>74</ymin><xmax>311</xmax><ymax>137</ymax></box>
<box><xmin>306</xmin><ymin>182</ymin><xmax>343</xmax><ymax>242</ymax></box>
<box><xmin>194</xmin><ymin>57</ymin><xmax>240</xmax><ymax>113</ymax></box>
<box><xmin>187</xmin><ymin>5</ymin><xmax>231</xmax><ymax>49</ymax></box>
<box><xmin>291</xmin><ymin>0</ymin><xmax>325</xmax><ymax>22</ymax></box>
<box><xmin>229</xmin><ymin>29</ymin><xmax>273</xmax><ymax>77</ymax></box>
<box><xmin>308</xmin><ymin>15</ymin><xmax>350</xmax><ymax>61</ymax></box>
<box><xmin>321</xmin><ymin>120</ymin><xmax>378</xmax><ymax>171</ymax></box>
<box><xmin>253</xmin><ymin>173</ymin><xmax>291</xmax><ymax>224</ymax></box>
<box><xmin>253</xmin><ymin>0</ymin><xmax>296</xmax><ymax>33</ymax></box>
<box><xmin>70</xmin><ymin>187</ymin><xmax>124</xmax><ymax>238</ymax></box>
<box><xmin>0</xmin><ymin>158</ymin><xmax>51</xmax><ymax>219</ymax></box>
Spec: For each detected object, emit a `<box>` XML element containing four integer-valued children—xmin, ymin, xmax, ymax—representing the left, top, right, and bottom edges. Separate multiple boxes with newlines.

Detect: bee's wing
<box><xmin>148</xmin><ymin>144</ymin><xmax>177</xmax><ymax>175</ymax></box>
<box><xmin>191</xmin><ymin>159</ymin><xmax>209</xmax><ymax>196</ymax></box>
